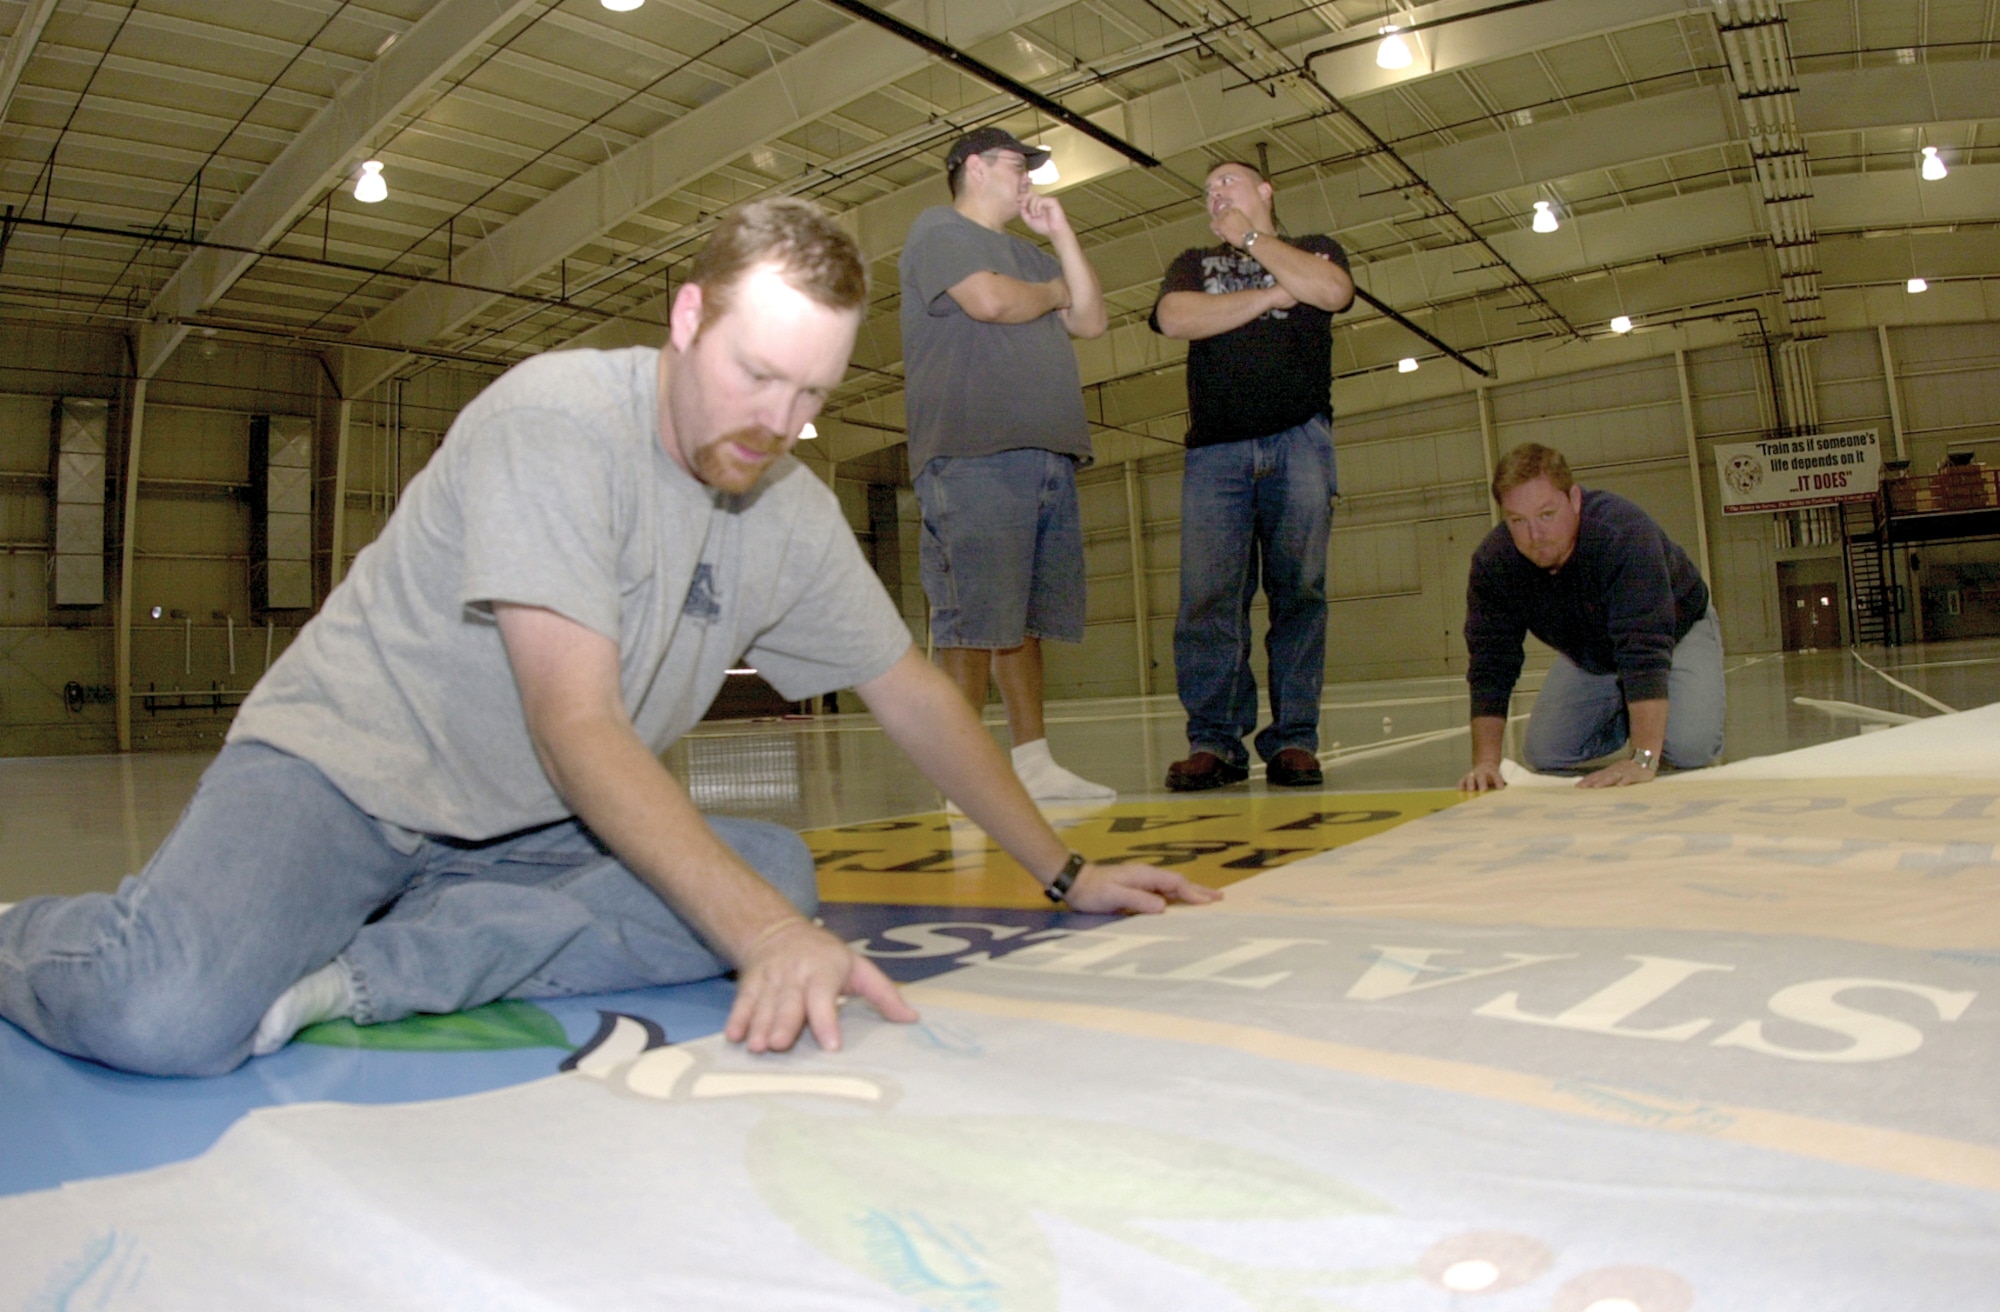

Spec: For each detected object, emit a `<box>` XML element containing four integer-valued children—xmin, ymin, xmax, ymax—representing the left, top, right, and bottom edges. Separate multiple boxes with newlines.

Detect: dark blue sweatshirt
<box><xmin>1465</xmin><ymin>489</ymin><xmax>1710</xmax><ymax>719</ymax></box>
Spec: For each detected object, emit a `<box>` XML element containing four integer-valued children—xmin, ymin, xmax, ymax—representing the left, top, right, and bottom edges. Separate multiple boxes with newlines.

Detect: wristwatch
<box><xmin>1241</xmin><ymin>229</ymin><xmax>1262</xmax><ymax>250</ymax></box>
<box><xmin>1044</xmin><ymin>851</ymin><xmax>1087</xmax><ymax>904</ymax></box>
<box><xmin>1631</xmin><ymin>747</ymin><xmax>1659</xmax><ymax>773</ymax></box>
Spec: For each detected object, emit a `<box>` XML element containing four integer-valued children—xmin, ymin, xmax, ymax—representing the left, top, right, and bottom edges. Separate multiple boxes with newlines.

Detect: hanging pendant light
<box><xmin>1610</xmin><ymin>315</ymin><xmax>1634</xmax><ymax>334</ymax></box>
<box><xmin>1376</xmin><ymin>25</ymin><xmax>1414</xmax><ymax>70</ymax></box>
<box><xmin>354</xmin><ymin>160</ymin><xmax>387</xmax><ymax>203</ymax></box>
<box><xmin>1920</xmin><ymin>146</ymin><xmax>1947</xmax><ymax>181</ymax></box>
<box><xmin>1531</xmin><ymin>199</ymin><xmax>1558</xmax><ymax>233</ymax></box>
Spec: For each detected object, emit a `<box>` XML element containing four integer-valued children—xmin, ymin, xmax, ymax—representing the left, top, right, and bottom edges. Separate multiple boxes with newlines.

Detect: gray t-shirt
<box><xmin>230</xmin><ymin>347</ymin><xmax>912</xmax><ymax>840</ymax></box>
<box><xmin>898</xmin><ymin>204</ymin><xmax>1091</xmax><ymax>475</ymax></box>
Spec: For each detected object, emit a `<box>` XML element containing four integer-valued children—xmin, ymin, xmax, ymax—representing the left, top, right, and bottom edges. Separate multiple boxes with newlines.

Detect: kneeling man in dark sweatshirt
<box><xmin>1460</xmin><ymin>442</ymin><xmax>1723</xmax><ymax>791</ymax></box>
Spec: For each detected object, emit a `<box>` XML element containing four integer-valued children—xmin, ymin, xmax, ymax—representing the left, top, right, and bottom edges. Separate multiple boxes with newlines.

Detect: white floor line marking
<box><xmin>688</xmin><ymin>655</ymin><xmax>1837</xmax><ymax>746</ymax></box>
<box><xmin>1791</xmin><ymin>696</ymin><xmax>1923</xmax><ymax>725</ymax></box>
<box><xmin>1321</xmin><ymin>714</ymin><xmax>1528</xmax><ymax>767</ymax></box>
<box><xmin>1319</xmin><ymin>693</ymin><xmax>1472</xmax><ymax>711</ymax></box>
<box><xmin>1851</xmin><ymin>650</ymin><xmax>1958</xmax><ymax>714</ymax></box>
<box><xmin>685</xmin><ymin>690</ymin><xmax>1514</xmax><ymax>739</ymax></box>
<box><xmin>1871</xmin><ymin>654</ymin><xmax>2000</xmax><ymax>672</ymax></box>
<box><xmin>681</xmin><ymin>648</ymin><xmax>1764</xmax><ymax>747</ymax></box>
<box><xmin>1324</xmin><ymin>724</ymin><xmax>1468</xmax><ymax>764</ymax></box>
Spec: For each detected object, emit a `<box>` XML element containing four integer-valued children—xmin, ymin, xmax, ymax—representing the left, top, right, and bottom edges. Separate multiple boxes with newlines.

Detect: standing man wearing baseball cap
<box><xmin>898</xmin><ymin>126</ymin><xmax>1115</xmax><ymax>804</ymax></box>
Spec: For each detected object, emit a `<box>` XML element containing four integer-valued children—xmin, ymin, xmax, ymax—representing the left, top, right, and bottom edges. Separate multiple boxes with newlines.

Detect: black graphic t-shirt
<box><xmin>1151</xmin><ymin>234</ymin><xmax>1349</xmax><ymax>449</ymax></box>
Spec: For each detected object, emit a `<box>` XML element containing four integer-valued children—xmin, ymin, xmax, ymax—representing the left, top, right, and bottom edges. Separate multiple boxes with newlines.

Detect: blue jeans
<box><xmin>915</xmin><ymin>448</ymin><xmax>1086</xmax><ymax>648</ymax></box>
<box><xmin>0</xmin><ymin>741</ymin><xmax>816</xmax><ymax>1076</ymax></box>
<box><xmin>1175</xmin><ymin>417</ymin><xmax>1337</xmax><ymax>767</ymax></box>
<box><xmin>1523</xmin><ymin>606</ymin><xmax>1727</xmax><ymax>772</ymax></box>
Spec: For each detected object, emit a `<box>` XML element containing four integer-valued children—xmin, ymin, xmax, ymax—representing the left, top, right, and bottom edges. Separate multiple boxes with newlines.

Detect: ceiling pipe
<box><xmin>1298</xmin><ymin>0</ymin><xmax>1561</xmax><ymax>68</ymax></box>
<box><xmin>0</xmin><ymin>212</ymin><xmax>615</xmax><ymax>321</ymax></box>
<box><xmin>812</xmin><ymin>0</ymin><xmax>1161</xmax><ymax>169</ymax></box>
<box><xmin>1352</xmin><ymin>287</ymin><xmax>1492</xmax><ymax>377</ymax></box>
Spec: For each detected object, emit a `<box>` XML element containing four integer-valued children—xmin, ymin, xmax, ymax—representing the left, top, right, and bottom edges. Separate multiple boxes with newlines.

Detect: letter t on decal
<box><xmin>1474</xmin><ymin>955</ymin><xmax>1734</xmax><ymax>1042</ymax></box>
<box><xmin>1103</xmin><ymin>938</ymin><xmax>1328</xmax><ymax>989</ymax></box>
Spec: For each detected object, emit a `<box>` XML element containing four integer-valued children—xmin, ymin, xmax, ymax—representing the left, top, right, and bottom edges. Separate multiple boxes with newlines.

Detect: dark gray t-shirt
<box><xmin>898</xmin><ymin>204</ymin><xmax>1091</xmax><ymax>475</ymax></box>
<box><xmin>230</xmin><ymin>347</ymin><xmax>912</xmax><ymax>840</ymax></box>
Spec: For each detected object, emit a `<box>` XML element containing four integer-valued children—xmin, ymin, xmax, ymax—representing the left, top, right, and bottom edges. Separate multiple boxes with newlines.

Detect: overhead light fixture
<box><xmin>1028</xmin><ymin>156</ymin><xmax>1060</xmax><ymax>186</ymax></box>
<box><xmin>1610</xmin><ymin>315</ymin><xmax>1633</xmax><ymax>334</ymax></box>
<box><xmin>799</xmin><ymin>422</ymin><xmax>818</xmax><ymax>440</ymax></box>
<box><xmin>1907</xmin><ymin>277</ymin><xmax>1928</xmax><ymax>293</ymax></box>
<box><xmin>354</xmin><ymin>160</ymin><xmax>387</xmax><ymax>203</ymax></box>
<box><xmin>1376</xmin><ymin>25</ymin><xmax>1414</xmax><ymax>70</ymax></box>
<box><xmin>1397</xmin><ymin>357</ymin><xmax>1418</xmax><ymax>373</ymax></box>
<box><xmin>601</xmin><ymin>0</ymin><xmax>643</xmax><ymax>10</ymax></box>
<box><xmin>1921</xmin><ymin>146</ymin><xmax>1947</xmax><ymax>181</ymax></box>
<box><xmin>1531</xmin><ymin>199</ymin><xmax>1558</xmax><ymax>233</ymax></box>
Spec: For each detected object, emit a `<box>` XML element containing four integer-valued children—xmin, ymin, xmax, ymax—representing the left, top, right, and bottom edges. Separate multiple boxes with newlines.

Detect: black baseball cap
<box><xmin>944</xmin><ymin>126</ymin><xmax>1051</xmax><ymax>173</ymax></box>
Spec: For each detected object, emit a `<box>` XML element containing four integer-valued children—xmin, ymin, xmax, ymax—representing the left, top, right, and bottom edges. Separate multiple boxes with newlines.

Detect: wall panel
<box><xmin>4</xmin><ymin>308</ymin><xmax>1999</xmax><ymax>754</ymax></box>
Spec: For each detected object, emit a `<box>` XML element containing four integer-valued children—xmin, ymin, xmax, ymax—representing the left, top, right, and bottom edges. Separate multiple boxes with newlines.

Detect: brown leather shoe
<box><xmin>1165</xmin><ymin>751</ymin><xmax>1249</xmax><ymax>791</ymax></box>
<box><xmin>1265</xmin><ymin>747</ymin><xmax>1324</xmax><ymax>788</ymax></box>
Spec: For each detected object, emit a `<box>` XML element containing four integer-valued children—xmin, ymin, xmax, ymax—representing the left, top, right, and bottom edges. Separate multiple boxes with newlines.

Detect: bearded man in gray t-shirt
<box><xmin>0</xmin><ymin>199</ymin><xmax>1218</xmax><ymax>1077</ymax></box>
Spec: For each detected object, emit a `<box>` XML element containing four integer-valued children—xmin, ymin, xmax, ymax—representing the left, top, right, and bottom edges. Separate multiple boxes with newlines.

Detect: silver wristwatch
<box><xmin>1242</xmin><ymin>229</ymin><xmax>1261</xmax><ymax>250</ymax></box>
<box><xmin>1631</xmin><ymin>747</ymin><xmax>1659</xmax><ymax>773</ymax></box>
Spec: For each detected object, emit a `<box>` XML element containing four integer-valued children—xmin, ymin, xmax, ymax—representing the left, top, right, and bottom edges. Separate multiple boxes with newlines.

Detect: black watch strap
<box><xmin>1044</xmin><ymin>851</ymin><xmax>1087</xmax><ymax>904</ymax></box>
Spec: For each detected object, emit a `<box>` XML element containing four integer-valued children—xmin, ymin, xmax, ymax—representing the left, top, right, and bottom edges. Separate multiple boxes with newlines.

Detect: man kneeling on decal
<box><xmin>1459</xmin><ymin>442</ymin><xmax>1724</xmax><ymax>791</ymax></box>
<box><xmin>0</xmin><ymin>198</ymin><xmax>1220</xmax><ymax>1078</ymax></box>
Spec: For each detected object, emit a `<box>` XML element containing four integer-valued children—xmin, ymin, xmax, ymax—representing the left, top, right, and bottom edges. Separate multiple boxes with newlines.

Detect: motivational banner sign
<box><xmin>1716</xmin><ymin>428</ymin><xmax>1882</xmax><ymax>514</ymax></box>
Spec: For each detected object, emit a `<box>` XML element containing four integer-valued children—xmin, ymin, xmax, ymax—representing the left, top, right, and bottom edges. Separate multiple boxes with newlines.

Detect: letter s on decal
<box><xmin>1711</xmin><ymin>978</ymin><xmax>1975</xmax><ymax>1062</ymax></box>
<box><xmin>849</xmin><ymin>922</ymin><xmax>1028</xmax><ymax>959</ymax></box>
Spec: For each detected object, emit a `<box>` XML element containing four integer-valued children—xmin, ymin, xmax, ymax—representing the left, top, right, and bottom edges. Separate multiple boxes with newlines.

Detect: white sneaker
<box><xmin>1012</xmin><ymin>739</ymin><xmax>1115</xmax><ymax>803</ymax></box>
<box><xmin>251</xmin><ymin>961</ymin><xmax>355</xmax><ymax>1056</ymax></box>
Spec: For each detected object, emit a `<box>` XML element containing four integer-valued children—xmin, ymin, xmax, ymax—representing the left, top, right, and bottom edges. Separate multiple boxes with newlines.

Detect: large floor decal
<box><xmin>0</xmin><ymin>792</ymin><xmax>1458</xmax><ymax>1199</ymax></box>
<box><xmin>811</xmin><ymin>790</ymin><xmax>1463</xmax><ymax>906</ymax></box>
<box><xmin>2</xmin><ymin>734</ymin><xmax>1995</xmax><ymax>1309</ymax></box>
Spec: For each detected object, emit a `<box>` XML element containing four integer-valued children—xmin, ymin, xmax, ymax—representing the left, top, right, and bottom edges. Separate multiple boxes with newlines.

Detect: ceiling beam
<box><xmin>814</xmin><ymin>0</ymin><xmax>1160</xmax><ymax>167</ymax></box>
<box><xmin>0</xmin><ymin>0</ymin><xmax>62</xmax><ymax>132</ymax></box>
<box><xmin>546</xmin><ymin>34</ymin><xmax>2000</xmax><ymax>447</ymax></box>
<box><xmin>605</xmin><ymin>1</ymin><xmax>1734</xmax><ymax>381</ymax></box>
<box><xmin>340</xmin><ymin>0</ymin><xmax>1075</xmax><ymax>395</ymax></box>
<box><xmin>1302</xmin><ymin>0</ymin><xmax>1695</xmax><ymax>100</ymax></box>
<box><xmin>136</xmin><ymin>0</ymin><xmax>539</xmax><ymax>380</ymax></box>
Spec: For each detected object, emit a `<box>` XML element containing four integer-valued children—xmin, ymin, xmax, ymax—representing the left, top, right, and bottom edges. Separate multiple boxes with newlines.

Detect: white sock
<box><xmin>251</xmin><ymin>961</ymin><xmax>355</xmax><ymax>1056</ymax></box>
<box><xmin>0</xmin><ymin>902</ymin><xmax>15</xmax><ymax>915</ymax></box>
<box><xmin>1011</xmin><ymin>739</ymin><xmax>1115</xmax><ymax>802</ymax></box>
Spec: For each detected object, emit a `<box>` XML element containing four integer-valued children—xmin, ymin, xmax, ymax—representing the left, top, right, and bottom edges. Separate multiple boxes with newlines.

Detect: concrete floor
<box><xmin>4</xmin><ymin>638</ymin><xmax>1998</xmax><ymax>904</ymax></box>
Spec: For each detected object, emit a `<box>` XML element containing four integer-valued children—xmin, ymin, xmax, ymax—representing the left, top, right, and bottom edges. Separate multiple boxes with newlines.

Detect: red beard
<box><xmin>692</xmin><ymin>427</ymin><xmax>788</xmax><ymax>493</ymax></box>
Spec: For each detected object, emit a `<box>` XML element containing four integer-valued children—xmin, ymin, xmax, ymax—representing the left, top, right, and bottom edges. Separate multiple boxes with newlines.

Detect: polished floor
<box><xmin>3</xmin><ymin>639</ymin><xmax>1999</xmax><ymax>904</ymax></box>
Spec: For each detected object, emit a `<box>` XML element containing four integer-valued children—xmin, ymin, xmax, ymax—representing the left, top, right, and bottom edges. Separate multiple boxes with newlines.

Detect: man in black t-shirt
<box><xmin>1150</xmin><ymin>160</ymin><xmax>1354</xmax><ymax>791</ymax></box>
